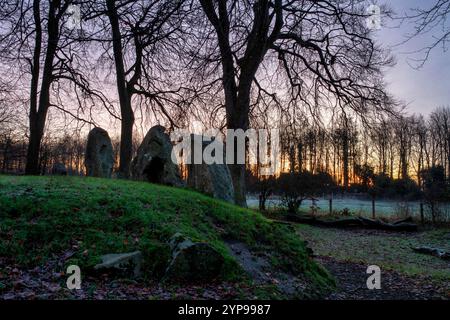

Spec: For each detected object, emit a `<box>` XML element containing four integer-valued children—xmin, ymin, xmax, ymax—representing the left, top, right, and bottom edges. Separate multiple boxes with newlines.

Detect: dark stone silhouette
<box><xmin>187</xmin><ymin>136</ymin><xmax>234</xmax><ymax>204</ymax></box>
<box><xmin>51</xmin><ymin>162</ymin><xmax>67</xmax><ymax>175</ymax></box>
<box><xmin>131</xmin><ymin>125</ymin><xmax>183</xmax><ymax>186</ymax></box>
<box><xmin>85</xmin><ymin>128</ymin><xmax>114</xmax><ymax>178</ymax></box>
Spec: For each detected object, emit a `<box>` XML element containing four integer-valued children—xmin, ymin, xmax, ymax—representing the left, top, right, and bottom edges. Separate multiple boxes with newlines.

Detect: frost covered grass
<box><xmin>296</xmin><ymin>224</ymin><xmax>450</xmax><ymax>280</ymax></box>
<box><xmin>248</xmin><ymin>197</ymin><xmax>450</xmax><ymax>221</ymax></box>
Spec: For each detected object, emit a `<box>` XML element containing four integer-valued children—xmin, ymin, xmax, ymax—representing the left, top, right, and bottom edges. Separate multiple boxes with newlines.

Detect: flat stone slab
<box><xmin>94</xmin><ymin>251</ymin><xmax>142</xmax><ymax>277</ymax></box>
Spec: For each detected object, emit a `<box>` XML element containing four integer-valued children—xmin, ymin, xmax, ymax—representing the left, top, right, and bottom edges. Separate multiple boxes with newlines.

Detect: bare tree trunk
<box><xmin>25</xmin><ymin>0</ymin><xmax>42</xmax><ymax>174</ymax></box>
<box><xmin>119</xmin><ymin>96</ymin><xmax>134</xmax><ymax>179</ymax></box>
<box><xmin>26</xmin><ymin>117</ymin><xmax>46</xmax><ymax>174</ymax></box>
<box><xmin>342</xmin><ymin>130</ymin><xmax>349</xmax><ymax>190</ymax></box>
<box><xmin>447</xmin><ymin>134</ymin><xmax>450</xmax><ymax>180</ymax></box>
<box><xmin>26</xmin><ymin>0</ymin><xmax>60</xmax><ymax>175</ymax></box>
<box><xmin>1</xmin><ymin>137</ymin><xmax>10</xmax><ymax>173</ymax></box>
<box><xmin>227</xmin><ymin>92</ymin><xmax>250</xmax><ymax>206</ymax></box>
<box><xmin>198</xmin><ymin>0</ymin><xmax>283</xmax><ymax>206</ymax></box>
<box><xmin>106</xmin><ymin>0</ymin><xmax>134</xmax><ymax>178</ymax></box>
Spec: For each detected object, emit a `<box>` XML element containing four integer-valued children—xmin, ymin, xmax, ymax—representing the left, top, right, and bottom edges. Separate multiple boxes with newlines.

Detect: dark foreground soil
<box><xmin>0</xmin><ymin>243</ymin><xmax>314</xmax><ymax>300</ymax></box>
<box><xmin>2</xmin><ymin>225</ymin><xmax>449</xmax><ymax>300</ymax></box>
<box><xmin>317</xmin><ymin>256</ymin><xmax>450</xmax><ymax>300</ymax></box>
<box><xmin>296</xmin><ymin>224</ymin><xmax>450</xmax><ymax>299</ymax></box>
<box><xmin>0</xmin><ymin>257</ymin><xmax>253</xmax><ymax>300</ymax></box>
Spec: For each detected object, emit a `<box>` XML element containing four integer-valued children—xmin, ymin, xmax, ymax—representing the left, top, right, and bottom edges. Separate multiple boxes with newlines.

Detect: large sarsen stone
<box><xmin>85</xmin><ymin>127</ymin><xmax>114</xmax><ymax>178</ymax></box>
<box><xmin>131</xmin><ymin>125</ymin><xmax>183</xmax><ymax>187</ymax></box>
<box><xmin>187</xmin><ymin>137</ymin><xmax>234</xmax><ymax>203</ymax></box>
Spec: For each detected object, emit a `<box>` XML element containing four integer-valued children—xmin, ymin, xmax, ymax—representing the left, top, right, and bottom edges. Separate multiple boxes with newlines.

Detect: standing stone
<box><xmin>85</xmin><ymin>127</ymin><xmax>114</xmax><ymax>178</ymax></box>
<box><xmin>51</xmin><ymin>162</ymin><xmax>67</xmax><ymax>175</ymax></box>
<box><xmin>131</xmin><ymin>125</ymin><xmax>183</xmax><ymax>187</ymax></box>
<box><xmin>187</xmin><ymin>136</ymin><xmax>234</xmax><ymax>203</ymax></box>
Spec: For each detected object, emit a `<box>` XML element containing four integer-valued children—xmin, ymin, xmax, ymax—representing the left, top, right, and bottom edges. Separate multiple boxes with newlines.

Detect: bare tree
<box><xmin>429</xmin><ymin>107</ymin><xmax>450</xmax><ymax>179</ymax></box>
<box><xmin>82</xmin><ymin>0</ymin><xmax>185</xmax><ymax>178</ymax></box>
<box><xmin>0</xmin><ymin>0</ymin><xmax>110</xmax><ymax>175</ymax></box>
<box><xmin>0</xmin><ymin>82</ymin><xmax>15</xmax><ymax>127</ymax></box>
<box><xmin>394</xmin><ymin>116</ymin><xmax>414</xmax><ymax>180</ymax></box>
<box><xmin>403</xmin><ymin>0</ymin><xmax>450</xmax><ymax>67</ymax></box>
<box><xmin>183</xmin><ymin>0</ymin><xmax>394</xmax><ymax>206</ymax></box>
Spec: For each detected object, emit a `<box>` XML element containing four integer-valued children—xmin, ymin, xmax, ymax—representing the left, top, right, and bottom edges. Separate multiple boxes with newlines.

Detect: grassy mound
<box><xmin>0</xmin><ymin>175</ymin><xmax>333</xmax><ymax>297</ymax></box>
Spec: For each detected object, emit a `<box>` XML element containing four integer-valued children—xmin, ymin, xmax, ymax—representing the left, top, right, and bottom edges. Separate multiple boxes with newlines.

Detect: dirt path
<box><xmin>317</xmin><ymin>256</ymin><xmax>449</xmax><ymax>300</ymax></box>
<box><xmin>295</xmin><ymin>225</ymin><xmax>450</xmax><ymax>300</ymax></box>
<box><xmin>225</xmin><ymin>240</ymin><xmax>311</xmax><ymax>298</ymax></box>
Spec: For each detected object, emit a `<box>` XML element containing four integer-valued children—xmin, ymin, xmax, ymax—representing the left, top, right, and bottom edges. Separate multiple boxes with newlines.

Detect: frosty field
<box><xmin>247</xmin><ymin>197</ymin><xmax>450</xmax><ymax>221</ymax></box>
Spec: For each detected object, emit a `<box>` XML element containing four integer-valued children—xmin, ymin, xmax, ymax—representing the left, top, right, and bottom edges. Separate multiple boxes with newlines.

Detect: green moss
<box><xmin>0</xmin><ymin>175</ymin><xmax>333</xmax><ymax>294</ymax></box>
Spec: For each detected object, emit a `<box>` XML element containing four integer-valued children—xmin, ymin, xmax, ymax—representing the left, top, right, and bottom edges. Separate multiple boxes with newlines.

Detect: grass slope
<box><xmin>0</xmin><ymin>175</ymin><xmax>333</xmax><ymax>298</ymax></box>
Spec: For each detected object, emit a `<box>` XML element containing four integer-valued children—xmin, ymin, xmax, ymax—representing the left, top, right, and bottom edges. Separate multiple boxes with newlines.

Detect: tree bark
<box><xmin>447</xmin><ymin>133</ymin><xmax>450</xmax><ymax>180</ymax></box>
<box><xmin>25</xmin><ymin>0</ymin><xmax>60</xmax><ymax>175</ymax></box>
<box><xmin>199</xmin><ymin>0</ymin><xmax>282</xmax><ymax>206</ymax></box>
<box><xmin>106</xmin><ymin>0</ymin><xmax>134</xmax><ymax>178</ymax></box>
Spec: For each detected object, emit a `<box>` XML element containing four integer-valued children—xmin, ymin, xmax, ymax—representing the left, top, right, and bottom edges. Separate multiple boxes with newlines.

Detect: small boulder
<box><xmin>85</xmin><ymin>127</ymin><xmax>114</xmax><ymax>178</ymax></box>
<box><xmin>51</xmin><ymin>162</ymin><xmax>67</xmax><ymax>175</ymax></box>
<box><xmin>164</xmin><ymin>233</ymin><xmax>224</xmax><ymax>282</ymax></box>
<box><xmin>131</xmin><ymin>125</ymin><xmax>183</xmax><ymax>187</ymax></box>
<box><xmin>94</xmin><ymin>251</ymin><xmax>142</xmax><ymax>278</ymax></box>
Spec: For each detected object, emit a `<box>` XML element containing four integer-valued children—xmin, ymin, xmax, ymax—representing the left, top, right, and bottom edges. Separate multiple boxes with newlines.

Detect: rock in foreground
<box><xmin>164</xmin><ymin>233</ymin><xmax>224</xmax><ymax>282</ymax></box>
<box><xmin>94</xmin><ymin>251</ymin><xmax>142</xmax><ymax>278</ymax></box>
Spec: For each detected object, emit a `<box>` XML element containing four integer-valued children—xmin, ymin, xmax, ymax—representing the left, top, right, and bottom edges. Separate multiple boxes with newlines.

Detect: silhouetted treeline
<box><xmin>247</xmin><ymin>107</ymin><xmax>450</xmax><ymax>212</ymax></box>
<box><xmin>0</xmin><ymin>130</ymin><xmax>139</xmax><ymax>176</ymax></box>
<box><xmin>274</xmin><ymin>107</ymin><xmax>450</xmax><ymax>190</ymax></box>
<box><xmin>2</xmin><ymin>107</ymin><xmax>449</xmax><ymax>192</ymax></box>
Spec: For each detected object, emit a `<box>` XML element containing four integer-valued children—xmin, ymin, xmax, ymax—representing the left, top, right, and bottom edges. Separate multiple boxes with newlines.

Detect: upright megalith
<box><xmin>187</xmin><ymin>136</ymin><xmax>235</xmax><ymax>204</ymax></box>
<box><xmin>131</xmin><ymin>125</ymin><xmax>183</xmax><ymax>187</ymax></box>
<box><xmin>85</xmin><ymin>127</ymin><xmax>114</xmax><ymax>178</ymax></box>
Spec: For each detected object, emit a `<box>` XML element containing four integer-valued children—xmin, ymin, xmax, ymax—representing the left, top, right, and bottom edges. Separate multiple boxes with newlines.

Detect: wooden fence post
<box><xmin>372</xmin><ymin>197</ymin><xmax>376</xmax><ymax>219</ymax></box>
<box><xmin>420</xmin><ymin>202</ymin><xmax>424</xmax><ymax>225</ymax></box>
